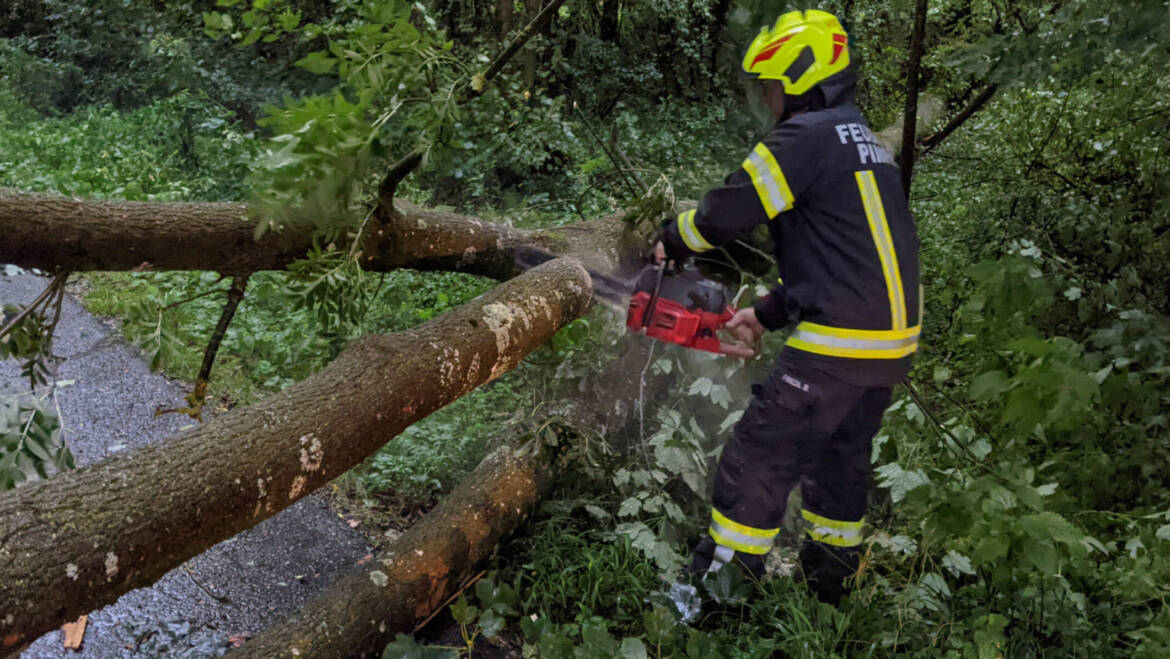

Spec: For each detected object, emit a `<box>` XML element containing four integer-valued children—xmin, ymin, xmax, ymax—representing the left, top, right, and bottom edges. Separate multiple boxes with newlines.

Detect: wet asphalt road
<box><xmin>2</xmin><ymin>268</ymin><xmax>371</xmax><ymax>658</ymax></box>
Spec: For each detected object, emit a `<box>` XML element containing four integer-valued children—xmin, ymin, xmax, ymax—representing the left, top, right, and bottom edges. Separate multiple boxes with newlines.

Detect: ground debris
<box><xmin>61</xmin><ymin>615</ymin><xmax>86</xmax><ymax>650</ymax></box>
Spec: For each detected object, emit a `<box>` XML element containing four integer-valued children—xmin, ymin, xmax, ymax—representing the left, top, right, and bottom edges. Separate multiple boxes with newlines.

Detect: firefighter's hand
<box><xmin>652</xmin><ymin>241</ymin><xmax>666</xmax><ymax>264</ymax></box>
<box><xmin>719</xmin><ymin>307</ymin><xmax>763</xmax><ymax>358</ymax></box>
<box><xmin>726</xmin><ymin>307</ymin><xmax>765</xmax><ymax>343</ymax></box>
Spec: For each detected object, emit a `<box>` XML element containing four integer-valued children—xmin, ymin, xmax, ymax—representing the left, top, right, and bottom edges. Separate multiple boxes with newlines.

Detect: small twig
<box><xmin>183</xmin><ymin>567</ymin><xmax>232</xmax><ymax>604</ymax></box>
<box><xmin>156</xmin><ymin>275</ymin><xmax>250</xmax><ymax>423</ymax></box>
<box><xmin>918</xmin><ymin>84</ymin><xmax>999</xmax><ymax>157</ymax></box>
<box><xmin>161</xmin><ymin>277</ymin><xmax>229</xmax><ymax>310</ymax></box>
<box><xmin>915</xmin><ymin>375</ymin><xmax>998</xmax><ymax>443</ymax></box>
<box><xmin>412</xmin><ymin>570</ymin><xmax>487</xmax><ymax>633</ymax></box>
<box><xmin>196</xmin><ymin>275</ymin><xmax>250</xmax><ymax>386</ymax></box>
<box><xmin>374</xmin><ymin>0</ymin><xmax>566</xmax><ymax>207</ymax></box>
<box><xmin>732</xmin><ymin>239</ymin><xmax>778</xmax><ymax>266</ymax></box>
<box><xmin>637</xmin><ymin>340</ymin><xmax>658</xmax><ymax>464</ymax></box>
<box><xmin>469</xmin><ymin>0</ymin><xmax>568</xmax><ymax>99</ymax></box>
<box><xmin>575</xmin><ymin>103</ymin><xmax>642</xmax><ymax>199</ymax></box>
<box><xmin>901</xmin><ymin>379</ymin><xmax>993</xmax><ymax>466</ymax></box>
<box><xmin>607</xmin><ymin>123</ymin><xmax>646</xmax><ymax>193</ymax></box>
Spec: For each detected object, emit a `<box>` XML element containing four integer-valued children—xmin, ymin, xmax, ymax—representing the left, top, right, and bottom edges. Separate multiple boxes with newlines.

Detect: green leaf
<box><xmin>972</xmin><ymin>534</ymin><xmax>1010</xmax><ymax>565</ymax></box>
<box><xmin>970</xmin><ymin>370</ymin><xmax>1010</xmax><ymax>400</ymax></box>
<box><xmin>584</xmin><ymin>504</ymin><xmax>609</xmax><ymax>520</ymax></box>
<box><xmin>241</xmin><ymin>28</ymin><xmax>264</xmax><ymax>46</ymax></box>
<box><xmin>1156</xmin><ymin>524</ymin><xmax>1170</xmax><ymax>541</ymax></box>
<box><xmin>942</xmin><ymin>550</ymin><xmax>975</xmax><ymax>576</ymax></box>
<box><xmin>874</xmin><ymin>463</ymin><xmax>930</xmax><ymax>503</ymax></box>
<box><xmin>580</xmin><ymin>624</ymin><xmax>618</xmax><ymax>653</ymax></box>
<box><xmin>277</xmin><ymin>9</ymin><xmax>301</xmax><ymax>31</ymax></box>
<box><xmin>1018</xmin><ymin>512</ymin><xmax>1083</xmax><ymax>546</ymax></box>
<box><xmin>479</xmin><ymin>609</ymin><xmax>505</xmax><ymax>638</ymax></box>
<box><xmin>202</xmin><ymin>11</ymin><xmax>234</xmax><ymax>35</ymax></box>
<box><xmin>381</xmin><ymin>634</ymin><xmax>455</xmax><ymax>659</ymax></box>
<box><xmin>449</xmin><ymin>596</ymin><xmax>478</xmax><ymax>625</ymax></box>
<box><xmin>718</xmin><ymin>410</ymin><xmax>743</xmax><ymax>434</ymax></box>
<box><xmin>618</xmin><ymin>497</ymin><xmax>642</xmax><ymax>517</ymax></box>
<box><xmin>619</xmin><ymin>638</ymin><xmax>648</xmax><ymax>659</ymax></box>
<box><xmin>296</xmin><ymin>51</ymin><xmax>336</xmax><ymax>75</ymax></box>
<box><xmin>708</xmin><ymin>384</ymin><xmax>732</xmax><ymax>409</ymax></box>
<box><xmin>703</xmin><ymin>564</ymin><xmax>751</xmax><ymax>604</ymax></box>
<box><xmin>643</xmin><ymin>606</ymin><xmax>675</xmax><ymax>648</ymax></box>
<box><xmin>687</xmin><ymin>377</ymin><xmax>713</xmax><ymax>397</ymax></box>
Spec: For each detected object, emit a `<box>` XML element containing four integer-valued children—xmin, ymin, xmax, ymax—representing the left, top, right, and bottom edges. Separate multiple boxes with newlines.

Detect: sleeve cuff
<box><xmin>659</xmin><ymin>217</ymin><xmax>696</xmax><ymax>261</ymax></box>
<box><xmin>752</xmin><ymin>287</ymin><xmax>790</xmax><ymax>331</ymax></box>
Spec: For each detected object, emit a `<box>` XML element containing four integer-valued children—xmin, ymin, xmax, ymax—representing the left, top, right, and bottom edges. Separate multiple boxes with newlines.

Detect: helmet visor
<box><xmin>742</xmin><ymin>79</ymin><xmax>774</xmax><ymax>130</ymax></box>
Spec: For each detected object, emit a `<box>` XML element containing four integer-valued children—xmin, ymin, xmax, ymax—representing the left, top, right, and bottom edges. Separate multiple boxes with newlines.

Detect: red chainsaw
<box><xmin>625</xmin><ymin>263</ymin><xmax>750</xmax><ymax>356</ymax></box>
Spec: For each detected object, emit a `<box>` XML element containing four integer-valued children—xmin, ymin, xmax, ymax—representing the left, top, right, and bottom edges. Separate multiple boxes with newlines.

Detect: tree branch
<box><xmin>900</xmin><ymin>0</ymin><xmax>930</xmax><ymax>197</ymax></box>
<box><xmin>918</xmin><ymin>84</ymin><xmax>999</xmax><ymax>156</ymax></box>
<box><xmin>0</xmin><ymin>271</ymin><xmax>68</xmax><ymax>343</ymax></box>
<box><xmin>471</xmin><ymin>0</ymin><xmax>568</xmax><ymax>100</ymax></box>
<box><xmin>0</xmin><ymin>190</ymin><xmax>635</xmax><ymax>283</ymax></box>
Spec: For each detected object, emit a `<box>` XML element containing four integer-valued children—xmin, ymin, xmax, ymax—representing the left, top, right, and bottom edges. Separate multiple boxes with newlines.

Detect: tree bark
<box><xmin>0</xmin><ymin>258</ymin><xmax>593</xmax><ymax>654</ymax></box>
<box><xmin>496</xmin><ymin>0</ymin><xmax>514</xmax><ymax>37</ymax></box>
<box><xmin>707</xmin><ymin>0</ymin><xmax>732</xmax><ymax>82</ymax></box>
<box><xmin>235</xmin><ymin>438</ymin><xmax>558</xmax><ymax>658</ymax></box>
<box><xmin>900</xmin><ymin>0</ymin><xmax>930</xmax><ymax>197</ymax></box>
<box><xmin>0</xmin><ymin>189</ymin><xmax>631</xmax><ymax>282</ymax></box>
<box><xmin>599</xmin><ymin>0</ymin><xmax>619</xmax><ymax>43</ymax></box>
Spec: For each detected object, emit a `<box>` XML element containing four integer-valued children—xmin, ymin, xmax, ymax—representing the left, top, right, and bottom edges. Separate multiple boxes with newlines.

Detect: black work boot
<box><xmin>798</xmin><ymin>541</ymin><xmax>859</xmax><ymax>605</ymax></box>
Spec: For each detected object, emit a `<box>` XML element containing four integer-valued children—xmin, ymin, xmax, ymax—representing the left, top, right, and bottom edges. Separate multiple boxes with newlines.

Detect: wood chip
<box><xmin>62</xmin><ymin>615</ymin><xmax>87</xmax><ymax>650</ymax></box>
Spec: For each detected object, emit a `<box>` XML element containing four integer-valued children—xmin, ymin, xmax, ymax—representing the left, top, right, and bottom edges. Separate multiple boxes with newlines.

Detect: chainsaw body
<box><xmin>625</xmin><ymin>264</ymin><xmax>737</xmax><ymax>355</ymax></box>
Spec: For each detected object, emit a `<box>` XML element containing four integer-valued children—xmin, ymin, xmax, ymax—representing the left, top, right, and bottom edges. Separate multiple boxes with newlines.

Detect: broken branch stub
<box><xmin>0</xmin><ymin>258</ymin><xmax>593</xmax><ymax>652</ymax></box>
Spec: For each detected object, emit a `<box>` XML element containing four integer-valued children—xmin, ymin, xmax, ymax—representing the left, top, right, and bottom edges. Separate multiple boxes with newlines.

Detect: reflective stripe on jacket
<box><xmin>661</xmin><ymin>103</ymin><xmax>920</xmax><ymax>386</ymax></box>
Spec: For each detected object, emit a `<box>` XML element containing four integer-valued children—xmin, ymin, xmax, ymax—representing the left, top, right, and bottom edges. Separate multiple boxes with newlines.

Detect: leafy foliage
<box><xmin>0</xmin><ymin>395</ymin><xmax>73</xmax><ymax>490</ymax></box>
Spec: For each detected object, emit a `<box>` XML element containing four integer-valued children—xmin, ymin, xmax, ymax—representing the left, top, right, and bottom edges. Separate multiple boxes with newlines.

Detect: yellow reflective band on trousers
<box><xmin>855</xmin><ymin>170</ymin><xmax>908</xmax><ymax>330</ymax></box>
<box><xmin>802</xmin><ymin>509</ymin><xmax>864</xmax><ymax>548</ymax></box>
<box><xmin>709</xmin><ymin>508</ymin><xmax>779</xmax><ymax>556</ymax></box>
<box><xmin>786</xmin><ymin>321</ymin><xmax>919</xmax><ymax>359</ymax></box>
<box><xmin>676</xmin><ymin>209</ymin><xmax>714</xmax><ymax>253</ymax></box>
<box><xmin>742</xmin><ymin>143</ymin><xmax>795</xmax><ymax>219</ymax></box>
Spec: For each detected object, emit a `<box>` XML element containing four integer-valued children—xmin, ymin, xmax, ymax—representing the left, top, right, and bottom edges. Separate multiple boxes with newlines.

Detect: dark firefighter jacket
<box><xmin>661</xmin><ymin>103</ymin><xmax>921</xmax><ymax>387</ymax></box>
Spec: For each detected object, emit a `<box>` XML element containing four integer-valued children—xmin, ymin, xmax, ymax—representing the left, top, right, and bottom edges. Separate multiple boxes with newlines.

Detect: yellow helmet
<box><xmin>741</xmin><ymin>10</ymin><xmax>850</xmax><ymax>97</ymax></box>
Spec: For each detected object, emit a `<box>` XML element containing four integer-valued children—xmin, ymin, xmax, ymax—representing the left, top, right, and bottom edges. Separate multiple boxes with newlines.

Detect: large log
<box><xmin>0</xmin><ymin>258</ymin><xmax>593</xmax><ymax>653</ymax></box>
<box><xmin>0</xmin><ymin>189</ymin><xmax>628</xmax><ymax>281</ymax></box>
<box><xmin>235</xmin><ymin>437</ymin><xmax>560</xmax><ymax>658</ymax></box>
<box><xmin>237</xmin><ymin>323</ymin><xmax>659</xmax><ymax>658</ymax></box>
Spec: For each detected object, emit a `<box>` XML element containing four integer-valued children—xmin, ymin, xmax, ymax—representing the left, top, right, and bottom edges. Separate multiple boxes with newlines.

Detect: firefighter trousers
<box><xmin>689</xmin><ymin>352</ymin><xmax>893</xmax><ymax>604</ymax></box>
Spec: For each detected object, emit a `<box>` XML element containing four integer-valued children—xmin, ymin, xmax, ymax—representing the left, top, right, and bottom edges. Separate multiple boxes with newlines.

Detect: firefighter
<box><xmin>656</xmin><ymin>9</ymin><xmax>921</xmax><ymax>605</ymax></box>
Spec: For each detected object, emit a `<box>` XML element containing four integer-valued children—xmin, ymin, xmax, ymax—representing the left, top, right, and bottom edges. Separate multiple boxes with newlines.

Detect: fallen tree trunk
<box><xmin>0</xmin><ymin>189</ymin><xmax>629</xmax><ymax>281</ymax></box>
<box><xmin>0</xmin><ymin>258</ymin><xmax>592</xmax><ymax>653</ymax></box>
<box><xmin>238</xmin><ymin>322</ymin><xmax>660</xmax><ymax>658</ymax></box>
<box><xmin>235</xmin><ymin>436</ymin><xmax>560</xmax><ymax>658</ymax></box>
